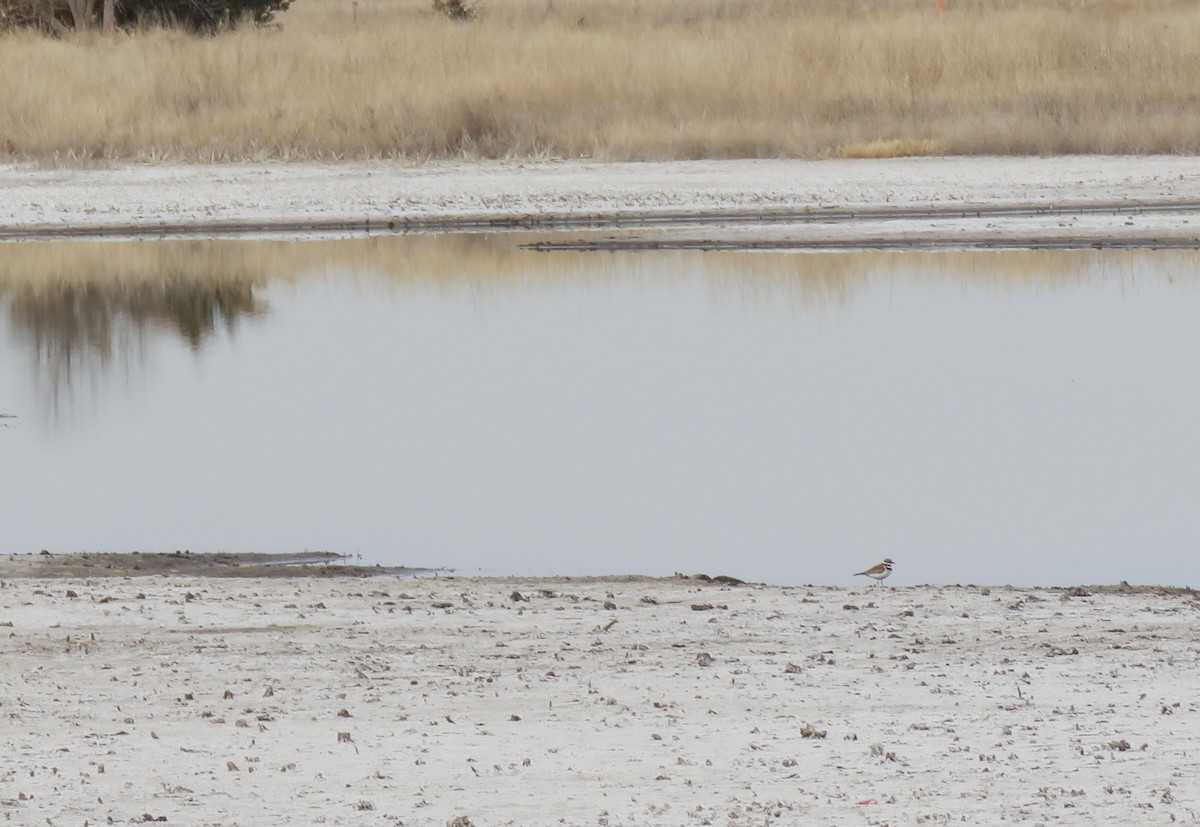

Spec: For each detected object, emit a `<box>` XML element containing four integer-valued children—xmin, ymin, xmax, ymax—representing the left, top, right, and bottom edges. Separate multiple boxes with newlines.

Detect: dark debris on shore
<box><xmin>0</xmin><ymin>550</ymin><xmax>427</xmax><ymax>579</ymax></box>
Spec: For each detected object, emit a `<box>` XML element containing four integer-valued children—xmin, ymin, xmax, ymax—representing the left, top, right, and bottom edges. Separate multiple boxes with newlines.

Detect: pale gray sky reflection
<box><xmin>2</xmin><ymin>238</ymin><xmax>1199</xmax><ymax>587</ymax></box>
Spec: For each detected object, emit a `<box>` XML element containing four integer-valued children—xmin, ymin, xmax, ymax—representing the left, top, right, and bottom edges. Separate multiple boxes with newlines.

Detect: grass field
<box><xmin>2</xmin><ymin>0</ymin><xmax>1200</xmax><ymax>161</ymax></box>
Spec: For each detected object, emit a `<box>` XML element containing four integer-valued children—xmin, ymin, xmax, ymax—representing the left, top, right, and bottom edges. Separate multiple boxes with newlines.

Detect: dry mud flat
<box><xmin>1</xmin><ymin>563</ymin><xmax>1198</xmax><ymax>825</ymax></box>
<box><xmin>3</xmin><ymin>156</ymin><xmax>1200</xmax><ymax>248</ymax></box>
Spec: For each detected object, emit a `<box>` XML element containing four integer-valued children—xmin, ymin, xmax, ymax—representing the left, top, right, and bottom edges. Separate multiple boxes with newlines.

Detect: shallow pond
<box><xmin>2</xmin><ymin>235</ymin><xmax>1199</xmax><ymax>587</ymax></box>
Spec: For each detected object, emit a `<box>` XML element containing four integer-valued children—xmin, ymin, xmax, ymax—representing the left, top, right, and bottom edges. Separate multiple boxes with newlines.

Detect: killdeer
<box><xmin>854</xmin><ymin>558</ymin><xmax>893</xmax><ymax>585</ymax></box>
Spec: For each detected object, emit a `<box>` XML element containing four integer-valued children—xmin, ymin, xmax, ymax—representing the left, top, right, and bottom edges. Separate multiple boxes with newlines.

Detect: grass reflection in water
<box><xmin>2</xmin><ymin>234</ymin><xmax>1195</xmax><ymax>422</ymax></box>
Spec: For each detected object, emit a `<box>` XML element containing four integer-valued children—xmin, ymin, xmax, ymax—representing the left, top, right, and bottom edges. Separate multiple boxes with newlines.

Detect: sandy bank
<box><xmin>1</xmin><ymin>556</ymin><xmax>1197</xmax><ymax>825</ymax></box>
<box><xmin>3</xmin><ymin>156</ymin><xmax>1200</xmax><ymax>247</ymax></box>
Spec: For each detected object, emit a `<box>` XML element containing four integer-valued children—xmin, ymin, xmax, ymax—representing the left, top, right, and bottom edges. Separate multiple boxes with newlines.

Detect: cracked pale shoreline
<box><xmin>3</xmin><ymin>155</ymin><xmax>1200</xmax><ymax>247</ymax></box>
<box><xmin>1</xmin><ymin>552</ymin><xmax>1198</xmax><ymax>825</ymax></box>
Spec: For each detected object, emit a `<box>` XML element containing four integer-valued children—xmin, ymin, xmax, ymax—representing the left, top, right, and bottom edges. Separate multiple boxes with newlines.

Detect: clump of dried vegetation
<box><xmin>432</xmin><ymin>0</ymin><xmax>480</xmax><ymax>21</ymax></box>
<box><xmin>2</xmin><ymin>0</ymin><xmax>1200</xmax><ymax>161</ymax></box>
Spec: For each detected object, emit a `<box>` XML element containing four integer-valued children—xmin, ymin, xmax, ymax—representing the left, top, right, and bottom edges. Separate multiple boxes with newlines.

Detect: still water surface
<box><xmin>2</xmin><ymin>236</ymin><xmax>1199</xmax><ymax>587</ymax></box>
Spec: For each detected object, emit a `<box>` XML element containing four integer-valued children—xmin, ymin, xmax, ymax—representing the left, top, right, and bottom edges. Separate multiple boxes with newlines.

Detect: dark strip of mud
<box><xmin>0</xmin><ymin>551</ymin><xmax>435</xmax><ymax>579</ymax></box>
<box><xmin>1051</xmin><ymin>583</ymin><xmax>1199</xmax><ymax>597</ymax></box>
<box><xmin>524</xmin><ymin>233</ymin><xmax>1200</xmax><ymax>253</ymax></box>
<box><xmin>3</xmin><ymin>200</ymin><xmax>1200</xmax><ymax>242</ymax></box>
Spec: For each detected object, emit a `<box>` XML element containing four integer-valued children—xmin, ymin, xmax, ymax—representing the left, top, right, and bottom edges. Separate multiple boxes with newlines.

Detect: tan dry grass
<box><xmin>838</xmin><ymin>138</ymin><xmax>949</xmax><ymax>159</ymax></box>
<box><xmin>3</xmin><ymin>0</ymin><xmax>1200</xmax><ymax>160</ymax></box>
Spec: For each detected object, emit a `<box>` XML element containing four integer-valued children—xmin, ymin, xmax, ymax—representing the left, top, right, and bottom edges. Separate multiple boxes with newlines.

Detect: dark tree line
<box><xmin>1</xmin><ymin>0</ymin><xmax>291</xmax><ymax>33</ymax></box>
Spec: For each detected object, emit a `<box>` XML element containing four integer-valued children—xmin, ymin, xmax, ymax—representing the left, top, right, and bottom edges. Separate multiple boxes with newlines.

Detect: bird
<box><xmin>854</xmin><ymin>558</ymin><xmax>893</xmax><ymax>585</ymax></box>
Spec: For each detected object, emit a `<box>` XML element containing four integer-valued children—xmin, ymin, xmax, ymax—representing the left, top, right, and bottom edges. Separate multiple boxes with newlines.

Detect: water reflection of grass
<box><xmin>9</xmin><ymin>277</ymin><xmax>263</xmax><ymax>351</ymax></box>
<box><xmin>0</xmin><ymin>242</ymin><xmax>272</xmax><ymax>418</ymax></box>
<box><xmin>3</xmin><ymin>236</ymin><xmax>1198</xmax><ymax>358</ymax></box>
<box><xmin>2</xmin><ymin>246</ymin><xmax>269</xmax><ymax>349</ymax></box>
<box><xmin>2</xmin><ymin>236</ymin><xmax>1196</xmax><ymax>418</ymax></box>
<box><xmin>3</xmin><ymin>234</ymin><xmax>1198</xmax><ymax>309</ymax></box>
